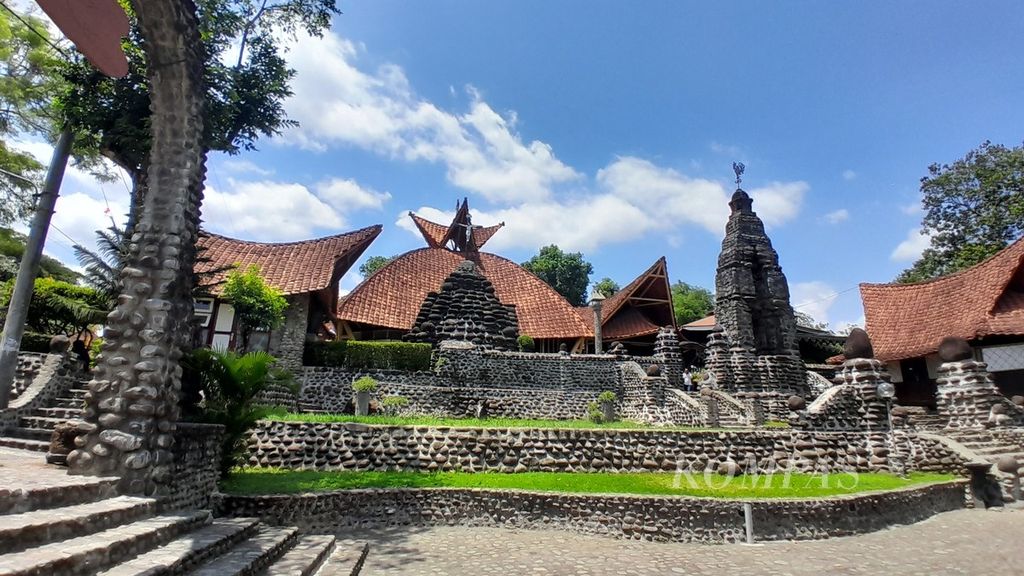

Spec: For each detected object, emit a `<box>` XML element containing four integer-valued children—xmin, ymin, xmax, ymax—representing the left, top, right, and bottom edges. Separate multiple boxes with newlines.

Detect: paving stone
<box><xmin>0</xmin><ymin>448</ymin><xmax>120</xmax><ymax>515</ymax></box>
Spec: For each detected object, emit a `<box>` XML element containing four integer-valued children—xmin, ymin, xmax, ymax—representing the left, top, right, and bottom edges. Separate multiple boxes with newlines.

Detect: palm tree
<box><xmin>73</xmin><ymin>225</ymin><xmax>128</xmax><ymax>304</ymax></box>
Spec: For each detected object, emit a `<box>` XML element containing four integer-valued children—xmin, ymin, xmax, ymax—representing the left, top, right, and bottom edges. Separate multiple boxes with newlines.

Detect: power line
<box><xmin>0</xmin><ymin>1</ymin><xmax>72</xmax><ymax>59</ymax></box>
<box><xmin>792</xmin><ymin>285</ymin><xmax>860</xmax><ymax>310</ymax></box>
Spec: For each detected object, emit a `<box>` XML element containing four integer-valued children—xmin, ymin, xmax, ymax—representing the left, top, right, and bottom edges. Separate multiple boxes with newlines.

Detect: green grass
<box><xmin>222</xmin><ymin>469</ymin><xmax>955</xmax><ymax>500</ymax></box>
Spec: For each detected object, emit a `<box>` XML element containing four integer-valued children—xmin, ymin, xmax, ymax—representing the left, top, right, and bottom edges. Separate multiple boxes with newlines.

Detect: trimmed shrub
<box><xmin>19</xmin><ymin>332</ymin><xmax>53</xmax><ymax>353</ymax></box>
<box><xmin>304</xmin><ymin>340</ymin><xmax>432</xmax><ymax>371</ymax></box>
<box><xmin>586</xmin><ymin>401</ymin><xmax>604</xmax><ymax>423</ymax></box>
<box><xmin>517</xmin><ymin>334</ymin><xmax>535</xmax><ymax>352</ymax></box>
<box><xmin>380</xmin><ymin>395</ymin><xmax>409</xmax><ymax>416</ymax></box>
<box><xmin>352</xmin><ymin>376</ymin><xmax>379</xmax><ymax>392</ymax></box>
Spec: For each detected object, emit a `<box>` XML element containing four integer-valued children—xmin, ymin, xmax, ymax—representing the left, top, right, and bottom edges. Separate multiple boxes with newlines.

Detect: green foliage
<box><xmin>0</xmin><ymin>254</ymin><xmax>18</xmax><ymax>281</ymax></box>
<box><xmin>586</xmin><ymin>401</ymin><xmax>604</xmax><ymax>423</ymax></box>
<box><xmin>516</xmin><ymin>334</ymin><xmax>535</xmax><ymax>352</ymax></box>
<box><xmin>221</xmin><ymin>264</ymin><xmax>287</xmax><ymax>351</ymax></box>
<box><xmin>89</xmin><ymin>337</ymin><xmax>103</xmax><ymax>367</ymax></box>
<box><xmin>73</xmin><ymin>225</ymin><xmax>127</xmax><ymax>303</ymax></box>
<box><xmin>261</xmin><ymin>410</ymin><xmax>676</xmax><ymax>430</ymax></box>
<box><xmin>597</xmin><ymin>391</ymin><xmax>617</xmax><ymax>404</ymax></box>
<box><xmin>521</xmin><ymin>245</ymin><xmax>594</xmax><ymax>306</ymax></box>
<box><xmin>18</xmin><ymin>331</ymin><xmax>52</xmax><ymax>353</ymax></box>
<box><xmin>305</xmin><ymin>340</ymin><xmax>433</xmax><ymax>371</ymax></box>
<box><xmin>57</xmin><ymin>0</ymin><xmax>339</xmax><ymax>180</ymax></box>
<box><xmin>671</xmin><ymin>281</ymin><xmax>714</xmax><ymax>326</ymax></box>
<box><xmin>183</xmin><ymin>348</ymin><xmax>295</xmax><ymax>477</ymax></box>
<box><xmin>0</xmin><ymin>276</ymin><xmax>107</xmax><ymax>335</ymax></box>
<box><xmin>358</xmin><ymin>255</ymin><xmax>394</xmax><ymax>277</ymax></box>
<box><xmin>352</xmin><ymin>376</ymin><xmax>378</xmax><ymax>393</ymax></box>
<box><xmin>593</xmin><ymin>277</ymin><xmax>619</xmax><ymax>298</ymax></box>
<box><xmin>898</xmin><ymin>140</ymin><xmax>1024</xmax><ymax>282</ymax></box>
<box><xmin>380</xmin><ymin>395</ymin><xmax>409</xmax><ymax>416</ymax></box>
<box><xmin>223</xmin><ymin>469</ymin><xmax>956</xmax><ymax>499</ymax></box>
<box><xmin>795</xmin><ymin>311</ymin><xmax>829</xmax><ymax>331</ymax></box>
<box><xmin>433</xmin><ymin>355</ymin><xmax>449</xmax><ymax>371</ymax></box>
<box><xmin>0</xmin><ymin>227</ymin><xmax>81</xmax><ymax>283</ymax></box>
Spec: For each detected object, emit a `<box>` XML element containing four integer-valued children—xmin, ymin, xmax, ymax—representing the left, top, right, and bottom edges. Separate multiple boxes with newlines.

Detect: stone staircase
<box><xmin>898</xmin><ymin>405</ymin><xmax>948</xmax><ymax>430</ymax></box>
<box><xmin>0</xmin><ymin>378</ymin><xmax>89</xmax><ymax>453</ymax></box>
<box><xmin>945</xmin><ymin>428</ymin><xmax>1024</xmax><ymax>480</ymax></box>
<box><xmin>0</xmin><ymin>448</ymin><xmax>350</xmax><ymax>576</ymax></box>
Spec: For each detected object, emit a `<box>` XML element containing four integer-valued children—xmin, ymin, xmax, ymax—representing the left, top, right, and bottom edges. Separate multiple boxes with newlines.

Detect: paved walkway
<box><xmin>334</xmin><ymin>507</ymin><xmax>1024</xmax><ymax>575</ymax></box>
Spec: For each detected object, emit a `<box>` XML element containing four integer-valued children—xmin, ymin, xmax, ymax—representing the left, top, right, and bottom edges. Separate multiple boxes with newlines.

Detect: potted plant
<box><xmin>597</xmin><ymin>390</ymin><xmax>617</xmax><ymax>423</ymax></box>
<box><xmin>352</xmin><ymin>376</ymin><xmax>378</xmax><ymax>416</ymax></box>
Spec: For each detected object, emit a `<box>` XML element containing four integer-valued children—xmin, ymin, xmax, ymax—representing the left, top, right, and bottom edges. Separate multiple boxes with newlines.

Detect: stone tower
<box><xmin>709</xmin><ymin>187</ymin><xmax>807</xmax><ymax>404</ymax></box>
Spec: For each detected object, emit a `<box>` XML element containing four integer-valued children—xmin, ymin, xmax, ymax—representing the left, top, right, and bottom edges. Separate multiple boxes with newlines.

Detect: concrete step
<box><xmin>0</xmin><ymin>437</ymin><xmax>49</xmax><ymax>453</ymax></box>
<box><xmin>0</xmin><ymin>474</ymin><xmax>119</xmax><ymax>516</ymax></box>
<box><xmin>35</xmin><ymin>407</ymin><xmax>83</xmax><ymax>420</ymax></box>
<box><xmin>17</xmin><ymin>417</ymin><xmax>72</xmax><ymax>432</ymax></box>
<box><xmin>260</xmin><ymin>535</ymin><xmax>336</xmax><ymax>576</ymax></box>
<box><xmin>52</xmin><ymin>397</ymin><xmax>84</xmax><ymax>409</ymax></box>
<box><xmin>97</xmin><ymin>517</ymin><xmax>261</xmax><ymax>576</ymax></box>
<box><xmin>6</xmin><ymin>427</ymin><xmax>52</xmax><ymax>442</ymax></box>
<box><xmin>187</xmin><ymin>526</ymin><xmax>299</xmax><ymax>576</ymax></box>
<box><xmin>0</xmin><ymin>510</ymin><xmax>211</xmax><ymax>576</ymax></box>
<box><xmin>0</xmin><ymin>495</ymin><xmax>157</xmax><ymax>555</ymax></box>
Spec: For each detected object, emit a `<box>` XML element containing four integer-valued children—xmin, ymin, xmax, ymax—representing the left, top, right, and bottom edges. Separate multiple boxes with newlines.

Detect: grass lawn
<box><xmin>222</xmin><ymin>469</ymin><xmax>955</xmax><ymax>499</ymax></box>
<box><xmin>260</xmin><ymin>409</ymin><xmax>788</xmax><ymax>432</ymax></box>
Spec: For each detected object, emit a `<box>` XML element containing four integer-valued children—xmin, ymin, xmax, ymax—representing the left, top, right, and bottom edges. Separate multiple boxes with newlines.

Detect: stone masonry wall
<box><xmin>1</xmin><ymin>353</ymin><xmax>77</xmax><ymax>431</ymax></box>
<box><xmin>215</xmin><ymin>481</ymin><xmax>965</xmax><ymax>543</ymax></box>
<box><xmin>246</xmin><ymin>422</ymin><xmax>955</xmax><ymax>475</ymax></box>
<box><xmin>164</xmin><ymin>423</ymin><xmax>224</xmax><ymax>511</ymax></box>
<box><xmin>269</xmin><ymin>293</ymin><xmax>310</xmax><ymax>373</ymax></box>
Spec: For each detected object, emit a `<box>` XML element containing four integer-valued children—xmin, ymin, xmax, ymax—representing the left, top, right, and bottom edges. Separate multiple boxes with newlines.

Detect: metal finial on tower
<box><xmin>732</xmin><ymin>162</ymin><xmax>745</xmax><ymax>186</ymax></box>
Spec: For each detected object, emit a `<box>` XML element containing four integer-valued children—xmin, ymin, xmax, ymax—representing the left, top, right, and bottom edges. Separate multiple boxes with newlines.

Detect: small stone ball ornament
<box><xmin>938</xmin><ymin>337</ymin><xmax>973</xmax><ymax>362</ymax></box>
<box><xmin>645</xmin><ymin>364</ymin><xmax>661</xmax><ymax>377</ymax></box>
<box><xmin>49</xmin><ymin>334</ymin><xmax>71</xmax><ymax>354</ymax></box>
<box><xmin>842</xmin><ymin>328</ymin><xmax>873</xmax><ymax>360</ymax></box>
<box><xmin>996</xmin><ymin>455</ymin><xmax>1020</xmax><ymax>475</ymax></box>
<box><xmin>787</xmin><ymin>395</ymin><xmax>806</xmax><ymax>411</ymax></box>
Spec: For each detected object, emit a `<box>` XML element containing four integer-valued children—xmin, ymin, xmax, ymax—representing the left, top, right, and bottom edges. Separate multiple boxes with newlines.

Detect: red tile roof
<box><xmin>195</xmin><ymin>226</ymin><xmax>381</xmax><ymax>296</ymax></box>
<box><xmin>860</xmin><ymin>237</ymin><xmax>1024</xmax><ymax>362</ymax></box>
<box><xmin>337</xmin><ymin>248</ymin><xmax>592</xmax><ymax>339</ymax></box>
<box><xmin>408</xmin><ymin>211</ymin><xmax>504</xmax><ymax>251</ymax></box>
<box><xmin>682</xmin><ymin>314</ymin><xmax>718</xmax><ymax>329</ymax></box>
<box><xmin>602</xmin><ymin>306</ymin><xmax>662</xmax><ymax>339</ymax></box>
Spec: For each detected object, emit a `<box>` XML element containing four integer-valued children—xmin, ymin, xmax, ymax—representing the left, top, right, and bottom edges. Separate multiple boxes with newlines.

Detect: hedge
<box><xmin>20</xmin><ymin>332</ymin><xmax>54</xmax><ymax>353</ymax></box>
<box><xmin>303</xmin><ymin>340</ymin><xmax>432</xmax><ymax>371</ymax></box>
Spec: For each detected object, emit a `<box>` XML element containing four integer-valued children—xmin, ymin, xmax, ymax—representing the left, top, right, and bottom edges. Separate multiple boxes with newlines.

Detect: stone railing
<box><xmin>215</xmin><ymin>480</ymin><xmax>966</xmax><ymax>543</ymax></box>
<box><xmin>1</xmin><ymin>353</ymin><xmax>77</xmax><ymax>431</ymax></box>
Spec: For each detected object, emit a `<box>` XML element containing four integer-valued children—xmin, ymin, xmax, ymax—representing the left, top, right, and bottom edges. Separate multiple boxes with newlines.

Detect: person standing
<box><xmin>683</xmin><ymin>368</ymin><xmax>693</xmax><ymax>392</ymax></box>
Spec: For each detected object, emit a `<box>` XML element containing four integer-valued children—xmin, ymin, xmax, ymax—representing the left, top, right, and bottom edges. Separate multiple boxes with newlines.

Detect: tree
<box><xmin>795</xmin><ymin>310</ymin><xmax>829</xmax><ymax>331</ymax></box>
<box><xmin>57</xmin><ymin>0</ymin><xmax>339</xmax><ymax>227</ymax></box>
<box><xmin>521</xmin><ymin>245</ymin><xmax>594</xmax><ymax>306</ymax></box>
<box><xmin>671</xmin><ymin>281</ymin><xmax>714</xmax><ymax>326</ymax></box>
<box><xmin>0</xmin><ymin>276</ymin><xmax>107</xmax><ymax>335</ymax></box>
<box><xmin>221</xmin><ymin>264</ymin><xmax>287</xmax><ymax>351</ymax></box>
<box><xmin>0</xmin><ymin>226</ymin><xmax>79</xmax><ymax>283</ymax></box>
<box><xmin>359</xmin><ymin>255</ymin><xmax>393</xmax><ymax>277</ymax></box>
<box><xmin>73</xmin><ymin>225</ymin><xmax>128</xmax><ymax>303</ymax></box>
<box><xmin>593</xmin><ymin>277</ymin><xmax>619</xmax><ymax>298</ymax></box>
<box><xmin>898</xmin><ymin>141</ymin><xmax>1024</xmax><ymax>283</ymax></box>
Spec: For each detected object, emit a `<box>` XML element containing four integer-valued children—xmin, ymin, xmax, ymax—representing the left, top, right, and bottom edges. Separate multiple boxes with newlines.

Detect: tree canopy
<box><xmin>521</xmin><ymin>245</ymin><xmax>594</xmax><ymax>307</ymax></box>
<box><xmin>795</xmin><ymin>310</ymin><xmax>829</xmax><ymax>331</ymax></box>
<box><xmin>671</xmin><ymin>281</ymin><xmax>714</xmax><ymax>326</ymax></box>
<box><xmin>593</xmin><ymin>277</ymin><xmax>619</xmax><ymax>298</ymax></box>
<box><xmin>221</xmin><ymin>264</ymin><xmax>287</xmax><ymax>351</ymax></box>
<box><xmin>898</xmin><ymin>141</ymin><xmax>1024</xmax><ymax>283</ymax></box>
<box><xmin>0</xmin><ymin>226</ymin><xmax>79</xmax><ymax>283</ymax></box>
<box><xmin>358</xmin><ymin>255</ymin><xmax>394</xmax><ymax>277</ymax></box>
<box><xmin>0</xmin><ymin>276</ymin><xmax>107</xmax><ymax>335</ymax></box>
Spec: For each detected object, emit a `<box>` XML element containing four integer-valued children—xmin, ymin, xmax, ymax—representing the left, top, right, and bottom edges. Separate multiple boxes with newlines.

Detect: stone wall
<box><xmin>12</xmin><ymin>352</ymin><xmax>47</xmax><ymax>401</ymax></box>
<box><xmin>164</xmin><ymin>423</ymin><xmax>224</xmax><ymax>511</ymax></box>
<box><xmin>269</xmin><ymin>293</ymin><xmax>310</xmax><ymax>373</ymax></box>
<box><xmin>1</xmin><ymin>353</ymin><xmax>77</xmax><ymax>431</ymax></box>
<box><xmin>215</xmin><ymin>481</ymin><xmax>965</xmax><ymax>543</ymax></box>
<box><xmin>246</xmin><ymin>422</ymin><xmax>956</xmax><ymax>475</ymax></box>
<box><xmin>937</xmin><ymin>359</ymin><xmax>1024</xmax><ymax>428</ymax></box>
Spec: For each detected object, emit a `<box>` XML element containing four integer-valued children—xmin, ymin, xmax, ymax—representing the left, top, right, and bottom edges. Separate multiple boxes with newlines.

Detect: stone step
<box><xmin>97</xmin><ymin>517</ymin><xmax>261</xmax><ymax>576</ymax></box>
<box><xmin>66</xmin><ymin>389</ymin><xmax>88</xmax><ymax>400</ymax></box>
<box><xmin>0</xmin><ymin>495</ymin><xmax>157</xmax><ymax>555</ymax></box>
<box><xmin>260</xmin><ymin>535</ymin><xmax>336</xmax><ymax>576</ymax></box>
<box><xmin>187</xmin><ymin>526</ymin><xmax>299</xmax><ymax>576</ymax></box>
<box><xmin>5</xmin><ymin>427</ymin><xmax>52</xmax><ymax>442</ymax></box>
<box><xmin>35</xmin><ymin>407</ymin><xmax>83</xmax><ymax>420</ymax></box>
<box><xmin>0</xmin><ymin>437</ymin><xmax>49</xmax><ymax>453</ymax></box>
<box><xmin>52</xmin><ymin>397</ymin><xmax>85</xmax><ymax>409</ymax></box>
<box><xmin>0</xmin><ymin>510</ymin><xmax>211</xmax><ymax>576</ymax></box>
<box><xmin>328</xmin><ymin>542</ymin><xmax>370</xmax><ymax>576</ymax></box>
<box><xmin>17</xmin><ymin>417</ymin><xmax>72</xmax><ymax>432</ymax></box>
<box><xmin>0</xmin><ymin>474</ymin><xmax>119</xmax><ymax>516</ymax></box>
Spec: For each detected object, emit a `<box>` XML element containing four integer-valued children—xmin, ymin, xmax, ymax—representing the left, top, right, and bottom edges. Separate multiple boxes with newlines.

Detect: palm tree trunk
<box><xmin>68</xmin><ymin>0</ymin><xmax>206</xmax><ymax>497</ymax></box>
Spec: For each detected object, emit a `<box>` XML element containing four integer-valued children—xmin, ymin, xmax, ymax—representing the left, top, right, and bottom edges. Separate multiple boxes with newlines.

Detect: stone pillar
<box><xmin>268</xmin><ymin>294</ymin><xmax>310</xmax><ymax>373</ymax></box>
<box><xmin>652</xmin><ymin>327</ymin><xmax>683</xmax><ymax>388</ymax></box>
<box><xmin>935</xmin><ymin>338</ymin><xmax>1016</xmax><ymax>428</ymax></box>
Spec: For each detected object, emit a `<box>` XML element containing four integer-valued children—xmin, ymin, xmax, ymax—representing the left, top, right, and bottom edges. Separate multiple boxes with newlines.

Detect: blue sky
<box><xmin>23</xmin><ymin>0</ymin><xmax>1024</xmax><ymax>330</ymax></box>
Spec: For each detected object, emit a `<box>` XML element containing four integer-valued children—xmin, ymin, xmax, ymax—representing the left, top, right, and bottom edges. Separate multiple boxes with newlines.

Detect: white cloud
<box><xmin>890</xmin><ymin>227</ymin><xmax>933</xmax><ymax>262</ymax></box>
<box><xmin>747</xmin><ymin>181</ymin><xmax>808</xmax><ymax>228</ymax></box>
<box><xmin>279</xmin><ymin>33</ymin><xmax>579</xmax><ymax>203</ymax></box>
<box><xmin>710</xmin><ymin>141</ymin><xmax>743</xmax><ymax>157</ymax></box>
<box><xmin>222</xmin><ymin>159</ymin><xmax>274</xmax><ymax>177</ymax></box>
<box><xmin>338</xmin><ymin>269</ymin><xmax>364</xmax><ymax>297</ymax></box>
<box><xmin>202</xmin><ymin>180</ymin><xmax>343</xmax><ymax>241</ymax></box>
<box><xmin>316</xmin><ymin>178</ymin><xmax>391</xmax><ymax>211</ymax></box>
<box><xmin>842</xmin><ymin>169</ymin><xmax>857</xmax><ymax>181</ymax></box>
<box><xmin>900</xmin><ymin>202</ymin><xmax>923</xmax><ymax>216</ymax></box>
<box><xmin>791</xmin><ymin>281</ymin><xmax>839</xmax><ymax>326</ymax></box>
<box><xmin>50</xmin><ymin>192</ymin><xmax>128</xmax><ymax>255</ymax></box>
<box><xmin>824</xmin><ymin>208</ymin><xmax>849</xmax><ymax>224</ymax></box>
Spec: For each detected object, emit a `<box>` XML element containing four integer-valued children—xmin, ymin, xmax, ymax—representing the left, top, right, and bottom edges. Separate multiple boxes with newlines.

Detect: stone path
<box><xmin>334</xmin><ymin>507</ymin><xmax>1024</xmax><ymax>575</ymax></box>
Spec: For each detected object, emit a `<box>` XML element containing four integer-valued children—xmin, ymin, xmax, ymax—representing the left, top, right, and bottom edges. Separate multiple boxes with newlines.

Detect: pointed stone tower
<box><xmin>709</xmin><ymin>186</ymin><xmax>808</xmax><ymax>413</ymax></box>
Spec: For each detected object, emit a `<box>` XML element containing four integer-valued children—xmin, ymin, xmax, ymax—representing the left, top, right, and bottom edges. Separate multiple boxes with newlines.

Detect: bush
<box><xmin>19</xmin><ymin>332</ymin><xmax>53</xmax><ymax>353</ymax></box>
<box><xmin>304</xmin><ymin>340</ymin><xmax>431</xmax><ymax>371</ymax></box>
<box><xmin>597</xmin><ymin>390</ymin><xmax>617</xmax><ymax>404</ymax></box>
<box><xmin>586</xmin><ymin>401</ymin><xmax>604</xmax><ymax>423</ymax></box>
<box><xmin>433</xmin><ymin>356</ymin><xmax>449</xmax><ymax>371</ymax></box>
<box><xmin>352</xmin><ymin>376</ymin><xmax>378</xmax><ymax>392</ymax></box>
<box><xmin>380</xmin><ymin>395</ymin><xmax>409</xmax><ymax>416</ymax></box>
<box><xmin>517</xmin><ymin>334</ymin><xmax>535</xmax><ymax>352</ymax></box>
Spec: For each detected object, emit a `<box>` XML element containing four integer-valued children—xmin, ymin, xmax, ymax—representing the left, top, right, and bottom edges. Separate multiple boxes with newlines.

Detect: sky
<box><xmin>14</xmin><ymin>0</ymin><xmax>1024</xmax><ymax>331</ymax></box>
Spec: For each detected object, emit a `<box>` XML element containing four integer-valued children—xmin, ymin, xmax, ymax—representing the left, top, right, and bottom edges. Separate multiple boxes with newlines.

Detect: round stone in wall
<box><xmin>842</xmin><ymin>328</ymin><xmax>873</xmax><ymax>360</ymax></box>
<box><xmin>787</xmin><ymin>395</ymin><xmax>806</xmax><ymax>411</ymax></box>
<box><xmin>996</xmin><ymin>455</ymin><xmax>1019</xmax><ymax>474</ymax></box>
<box><xmin>49</xmin><ymin>334</ymin><xmax>71</xmax><ymax>353</ymax></box>
<box><xmin>938</xmin><ymin>337</ymin><xmax>973</xmax><ymax>362</ymax></box>
<box><xmin>645</xmin><ymin>365</ymin><xmax>661</xmax><ymax>377</ymax></box>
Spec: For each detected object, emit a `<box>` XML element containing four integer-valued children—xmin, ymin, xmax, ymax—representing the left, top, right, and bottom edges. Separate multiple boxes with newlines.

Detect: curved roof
<box><xmin>337</xmin><ymin>248</ymin><xmax>592</xmax><ymax>339</ymax></box>
<box><xmin>195</xmin><ymin>225</ymin><xmax>382</xmax><ymax>296</ymax></box>
<box><xmin>860</xmin><ymin>236</ymin><xmax>1024</xmax><ymax>361</ymax></box>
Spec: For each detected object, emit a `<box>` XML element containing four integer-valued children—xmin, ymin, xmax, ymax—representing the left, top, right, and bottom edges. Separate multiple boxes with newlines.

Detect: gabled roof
<box><xmin>195</xmin><ymin>225</ymin><xmax>381</xmax><ymax>296</ymax></box>
<box><xmin>573</xmin><ymin>257</ymin><xmax>674</xmax><ymax>341</ymax></box>
<box><xmin>860</xmin><ymin>236</ymin><xmax>1024</xmax><ymax>362</ymax></box>
<box><xmin>337</xmin><ymin>248</ymin><xmax>592</xmax><ymax>339</ymax></box>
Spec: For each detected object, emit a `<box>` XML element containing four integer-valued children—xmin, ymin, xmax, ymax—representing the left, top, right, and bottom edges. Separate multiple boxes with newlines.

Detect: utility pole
<box><xmin>0</xmin><ymin>127</ymin><xmax>73</xmax><ymax>409</ymax></box>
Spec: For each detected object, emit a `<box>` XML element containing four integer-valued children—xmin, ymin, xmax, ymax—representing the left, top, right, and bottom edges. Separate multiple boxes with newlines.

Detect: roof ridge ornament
<box><xmin>732</xmin><ymin>162</ymin><xmax>745</xmax><ymax>187</ymax></box>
